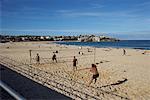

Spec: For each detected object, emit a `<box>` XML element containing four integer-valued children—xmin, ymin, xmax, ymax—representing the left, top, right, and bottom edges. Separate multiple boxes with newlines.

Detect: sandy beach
<box><xmin>0</xmin><ymin>41</ymin><xmax>150</xmax><ymax>100</ymax></box>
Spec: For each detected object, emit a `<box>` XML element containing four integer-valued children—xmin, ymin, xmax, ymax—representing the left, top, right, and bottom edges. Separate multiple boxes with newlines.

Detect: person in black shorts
<box><xmin>76</xmin><ymin>64</ymin><xmax>99</xmax><ymax>86</ymax></box>
<box><xmin>89</xmin><ymin>64</ymin><xmax>99</xmax><ymax>85</ymax></box>
<box><xmin>36</xmin><ymin>53</ymin><xmax>40</xmax><ymax>64</ymax></box>
<box><xmin>123</xmin><ymin>49</ymin><xmax>126</xmax><ymax>55</ymax></box>
<box><xmin>52</xmin><ymin>53</ymin><xmax>57</xmax><ymax>63</ymax></box>
<box><xmin>73</xmin><ymin>56</ymin><xmax>78</xmax><ymax>71</ymax></box>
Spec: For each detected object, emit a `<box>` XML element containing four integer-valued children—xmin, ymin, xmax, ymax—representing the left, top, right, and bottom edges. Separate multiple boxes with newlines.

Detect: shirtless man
<box><xmin>73</xmin><ymin>56</ymin><xmax>78</xmax><ymax>71</ymax></box>
<box><xmin>78</xmin><ymin>64</ymin><xmax>99</xmax><ymax>86</ymax></box>
<box><xmin>88</xmin><ymin>64</ymin><xmax>99</xmax><ymax>85</ymax></box>
<box><xmin>52</xmin><ymin>53</ymin><xmax>57</xmax><ymax>63</ymax></box>
<box><xmin>36</xmin><ymin>53</ymin><xmax>40</xmax><ymax>64</ymax></box>
<box><xmin>123</xmin><ymin>49</ymin><xmax>126</xmax><ymax>55</ymax></box>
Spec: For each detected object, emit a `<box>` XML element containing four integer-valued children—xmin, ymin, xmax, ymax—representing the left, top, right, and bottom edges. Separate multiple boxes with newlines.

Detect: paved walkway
<box><xmin>0</xmin><ymin>64</ymin><xmax>71</xmax><ymax>100</ymax></box>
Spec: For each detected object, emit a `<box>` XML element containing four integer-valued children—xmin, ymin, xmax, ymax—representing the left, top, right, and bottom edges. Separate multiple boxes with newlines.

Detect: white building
<box><xmin>93</xmin><ymin>36</ymin><xmax>100</xmax><ymax>42</ymax></box>
<box><xmin>45</xmin><ymin>36</ymin><xmax>50</xmax><ymax>39</ymax></box>
<box><xmin>40</xmin><ymin>36</ymin><xmax>44</xmax><ymax>40</ymax></box>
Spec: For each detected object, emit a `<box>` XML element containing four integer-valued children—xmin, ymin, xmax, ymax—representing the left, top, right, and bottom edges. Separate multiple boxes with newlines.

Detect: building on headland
<box><xmin>77</xmin><ymin>35</ymin><xmax>119</xmax><ymax>42</ymax></box>
<box><xmin>0</xmin><ymin>34</ymin><xmax>119</xmax><ymax>43</ymax></box>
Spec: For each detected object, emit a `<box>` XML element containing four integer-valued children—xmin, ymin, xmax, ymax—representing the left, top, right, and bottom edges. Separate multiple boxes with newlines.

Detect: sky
<box><xmin>1</xmin><ymin>0</ymin><xmax>150</xmax><ymax>39</ymax></box>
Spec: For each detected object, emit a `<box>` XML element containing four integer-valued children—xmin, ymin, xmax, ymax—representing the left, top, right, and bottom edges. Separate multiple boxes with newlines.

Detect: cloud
<box><xmin>90</xmin><ymin>3</ymin><xmax>105</xmax><ymax>8</ymax></box>
<box><xmin>102</xmin><ymin>31</ymin><xmax>150</xmax><ymax>40</ymax></box>
<box><xmin>62</xmin><ymin>12</ymin><xmax>105</xmax><ymax>17</ymax></box>
<box><xmin>57</xmin><ymin>10</ymin><xmax>137</xmax><ymax>18</ymax></box>
<box><xmin>55</xmin><ymin>1</ymin><xmax>150</xmax><ymax>18</ymax></box>
<box><xmin>1</xmin><ymin>29</ymin><xmax>88</xmax><ymax>32</ymax></box>
<box><xmin>1</xmin><ymin>5</ymin><xmax>54</xmax><ymax>20</ymax></box>
<box><xmin>1</xmin><ymin>28</ymin><xmax>96</xmax><ymax>36</ymax></box>
<box><xmin>146</xmin><ymin>18</ymin><xmax>150</xmax><ymax>22</ymax></box>
<box><xmin>136</xmin><ymin>1</ymin><xmax>150</xmax><ymax>7</ymax></box>
<box><xmin>56</xmin><ymin>9</ymin><xmax>74</xmax><ymax>13</ymax></box>
<box><xmin>113</xmin><ymin>31</ymin><xmax>150</xmax><ymax>34</ymax></box>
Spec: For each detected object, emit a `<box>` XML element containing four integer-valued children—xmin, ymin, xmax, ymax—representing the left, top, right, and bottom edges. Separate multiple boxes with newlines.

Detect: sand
<box><xmin>0</xmin><ymin>41</ymin><xmax>150</xmax><ymax>100</ymax></box>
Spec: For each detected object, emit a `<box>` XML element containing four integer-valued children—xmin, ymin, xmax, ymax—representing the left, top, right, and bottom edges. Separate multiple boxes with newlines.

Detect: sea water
<box><xmin>55</xmin><ymin>40</ymin><xmax>150</xmax><ymax>50</ymax></box>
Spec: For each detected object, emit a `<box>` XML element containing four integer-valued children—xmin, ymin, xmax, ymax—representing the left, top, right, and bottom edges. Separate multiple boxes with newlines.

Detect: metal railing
<box><xmin>0</xmin><ymin>80</ymin><xmax>26</xmax><ymax>100</ymax></box>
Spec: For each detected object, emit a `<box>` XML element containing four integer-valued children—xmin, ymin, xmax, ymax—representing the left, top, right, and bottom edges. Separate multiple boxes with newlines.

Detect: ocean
<box><xmin>55</xmin><ymin>40</ymin><xmax>150</xmax><ymax>50</ymax></box>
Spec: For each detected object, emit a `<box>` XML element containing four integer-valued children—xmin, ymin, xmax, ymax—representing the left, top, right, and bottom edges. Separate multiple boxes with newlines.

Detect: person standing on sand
<box><xmin>123</xmin><ymin>49</ymin><xmax>126</xmax><ymax>55</ymax></box>
<box><xmin>36</xmin><ymin>53</ymin><xmax>40</xmax><ymax>64</ymax></box>
<box><xmin>52</xmin><ymin>53</ymin><xmax>57</xmax><ymax>63</ymax></box>
<box><xmin>76</xmin><ymin>64</ymin><xmax>99</xmax><ymax>86</ymax></box>
<box><xmin>88</xmin><ymin>64</ymin><xmax>99</xmax><ymax>86</ymax></box>
<box><xmin>73</xmin><ymin>56</ymin><xmax>78</xmax><ymax>71</ymax></box>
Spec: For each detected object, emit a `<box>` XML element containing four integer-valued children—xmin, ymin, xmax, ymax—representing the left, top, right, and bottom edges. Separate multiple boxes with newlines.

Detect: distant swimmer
<box><xmin>36</xmin><ymin>53</ymin><xmax>40</xmax><ymax>64</ymax></box>
<box><xmin>123</xmin><ymin>49</ymin><xmax>126</xmax><ymax>55</ymax></box>
<box><xmin>73</xmin><ymin>56</ymin><xmax>78</xmax><ymax>71</ymax></box>
<box><xmin>52</xmin><ymin>53</ymin><xmax>57</xmax><ymax>63</ymax></box>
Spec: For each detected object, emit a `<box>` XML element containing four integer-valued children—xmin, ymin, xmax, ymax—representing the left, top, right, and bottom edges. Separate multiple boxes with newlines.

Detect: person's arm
<box><xmin>90</xmin><ymin>68</ymin><xmax>92</xmax><ymax>72</ymax></box>
<box><xmin>77</xmin><ymin>67</ymin><xmax>90</xmax><ymax>71</ymax></box>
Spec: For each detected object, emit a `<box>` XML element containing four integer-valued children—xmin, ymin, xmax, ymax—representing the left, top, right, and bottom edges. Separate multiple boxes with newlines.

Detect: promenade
<box><xmin>0</xmin><ymin>64</ymin><xmax>71</xmax><ymax>100</ymax></box>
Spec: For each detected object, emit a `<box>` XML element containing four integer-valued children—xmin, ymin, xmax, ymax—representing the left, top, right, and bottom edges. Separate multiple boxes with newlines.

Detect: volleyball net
<box><xmin>29</xmin><ymin>47</ymin><xmax>96</xmax><ymax>67</ymax></box>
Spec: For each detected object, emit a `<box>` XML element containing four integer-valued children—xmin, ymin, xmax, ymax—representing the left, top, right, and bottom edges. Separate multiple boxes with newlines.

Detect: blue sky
<box><xmin>1</xmin><ymin>0</ymin><xmax>150</xmax><ymax>39</ymax></box>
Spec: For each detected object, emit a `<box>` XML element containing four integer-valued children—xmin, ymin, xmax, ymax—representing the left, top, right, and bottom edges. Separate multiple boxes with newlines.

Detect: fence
<box><xmin>29</xmin><ymin>48</ymin><xmax>95</xmax><ymax>65</ymax></box>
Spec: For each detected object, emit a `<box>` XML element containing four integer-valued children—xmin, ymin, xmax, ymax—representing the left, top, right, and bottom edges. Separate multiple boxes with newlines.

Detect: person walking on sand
<box><xmin>36</xmin><ymin>53</ymin><xmax>40</xmax><ymax>64</ymax></box>
<box><xmin>88</xmin><ymin>64</ymin><xmax>99</xmax><ymax>86</ymax></box>
<box><xmin>73</xmin><ymin>56</ymin><xmax>78</xmax><ymax>71</ymax></box>
<box><xmin>52</xmin><ymin>53</ymin><xmax>57</xmax><ymax>63</ymax></box>
<box><xmin>123</xmin><ymin>49</ymin><xmax>126</xmax><ymax>55</ymax></box>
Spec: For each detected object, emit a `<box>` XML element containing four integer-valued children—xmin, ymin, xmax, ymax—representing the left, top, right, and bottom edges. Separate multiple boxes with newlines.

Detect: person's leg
<box><xmin>88</xmin><ymin>77</ymin><xmax>93</xmax><ymax>86</ymax></box>
<box><xmin>94</xmin><ymin>78</ymin><xmax>97</xmax><ymax>84</ymax></box>
<box><xmin>93</xmin><ymin>74</ymin><xmax>99</xmax><ymax>84</ymax></box>
<box><xmin>37</xmin><ymin>60</ymin><xmax>39</xmax><ymax>64</ymax></box>
<box><xmin>55</xmin><ymin>59</ymin><xmax>57</xmax><ymax>63</ymax></box>
<box><xmin>75</xmin><ymin>66</ymin><xmax>77</xmax><ymax>70</ymax></box>
<box><xmin>73</xmin><ymin>66</ymin><xmax>75</xmax><ymax>71</ymax></box>
<box><xmin>54</xmin><ymin>58</ymin><xmax>57</xmax><ymax>62</ymax></box>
